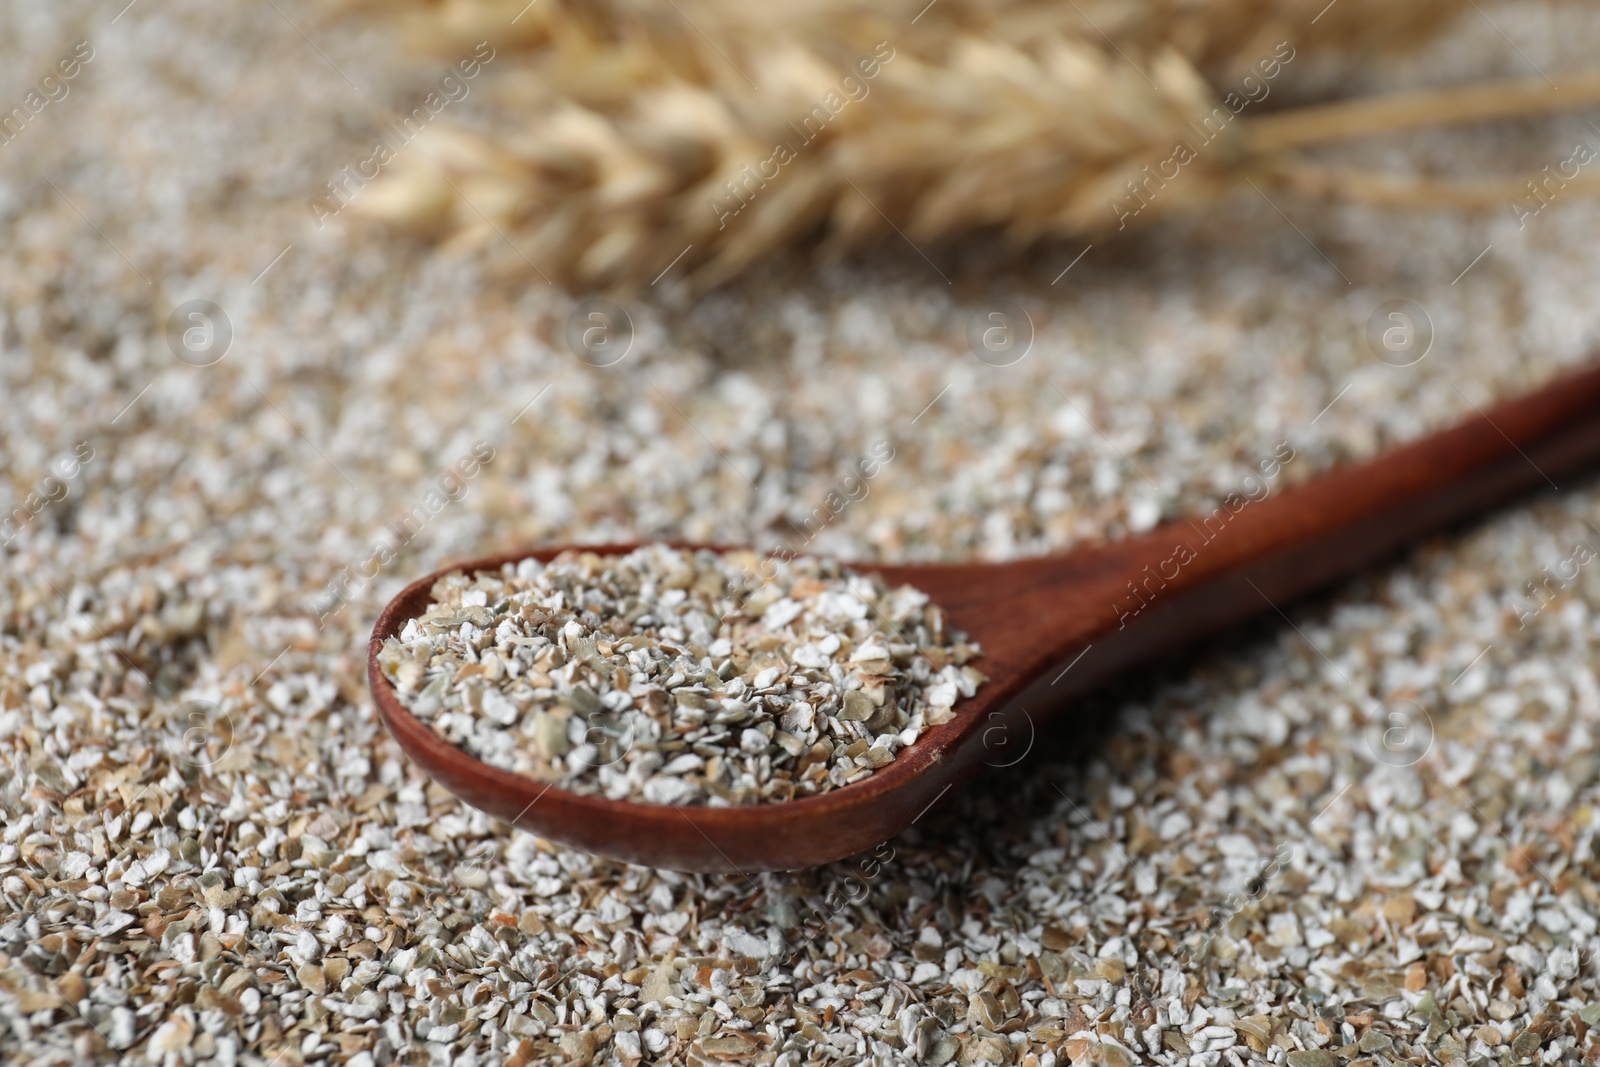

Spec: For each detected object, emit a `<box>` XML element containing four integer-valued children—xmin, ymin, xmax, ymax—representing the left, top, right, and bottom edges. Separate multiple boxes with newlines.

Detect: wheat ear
<box><xmin>337</xmin><ymin>0</ymin><xmax>1591</xmax><ymax>290</ymax></box>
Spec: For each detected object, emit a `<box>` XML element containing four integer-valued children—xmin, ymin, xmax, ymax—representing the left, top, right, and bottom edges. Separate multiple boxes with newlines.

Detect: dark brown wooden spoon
<box><xmin>370</xmin><ymin>361</ymin><xmax>1600</xmax><ymax>873</ymax></box>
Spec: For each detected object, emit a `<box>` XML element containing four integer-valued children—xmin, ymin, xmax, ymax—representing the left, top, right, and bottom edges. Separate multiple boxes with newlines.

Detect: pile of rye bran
<box><xmin>3</xmin><ymin>1</ymin><xmax>1600</xmax><ymax>1065</ymax></box>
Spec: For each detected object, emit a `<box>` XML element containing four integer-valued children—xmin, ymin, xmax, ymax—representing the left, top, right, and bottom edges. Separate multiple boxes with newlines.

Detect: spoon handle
<box><xmin>879</xmin><ymin>361</ymin><xmax>1600</xmax><ymax>716</ymax></box>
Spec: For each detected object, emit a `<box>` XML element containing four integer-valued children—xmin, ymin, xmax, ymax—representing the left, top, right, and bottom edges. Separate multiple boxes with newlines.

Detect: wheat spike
<box><xmin>339</xmin><ymin>0</ymin><xmax>1599</xmax><ymax>290</ymax></box>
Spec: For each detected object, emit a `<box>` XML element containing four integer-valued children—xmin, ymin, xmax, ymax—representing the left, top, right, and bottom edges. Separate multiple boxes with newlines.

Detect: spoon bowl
<box><xmin>371</xmin><ymin>361</ymin><xmax>1600</xmax><ymax>871</ymax></box>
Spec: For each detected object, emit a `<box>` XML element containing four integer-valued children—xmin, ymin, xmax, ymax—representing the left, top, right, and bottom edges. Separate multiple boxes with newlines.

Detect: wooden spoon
<box><xmin>370</xmin><ymin>362</ymin><xmax>1600</xmax><ymax>872</ymax></box>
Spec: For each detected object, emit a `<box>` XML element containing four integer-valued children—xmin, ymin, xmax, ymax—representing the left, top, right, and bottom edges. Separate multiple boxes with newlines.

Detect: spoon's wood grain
<box><xmin>370</xmin><ymin>361</ymin><xmax>1600</xmax><ymax>872</ymax></box>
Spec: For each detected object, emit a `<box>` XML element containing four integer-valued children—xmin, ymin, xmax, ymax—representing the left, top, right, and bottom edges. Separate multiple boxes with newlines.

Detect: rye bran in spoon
<box><xmin>377</xmin><ymin>544</ymin><xmax>984</xmax><ymax>804</ymax></box>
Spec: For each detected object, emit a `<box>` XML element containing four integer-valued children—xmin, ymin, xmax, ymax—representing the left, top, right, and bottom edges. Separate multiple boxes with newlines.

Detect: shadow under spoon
<box><xmin>370</xmin><ymin>361</ymin><xmax>1600</xmax><ymax>872</ymax></box>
